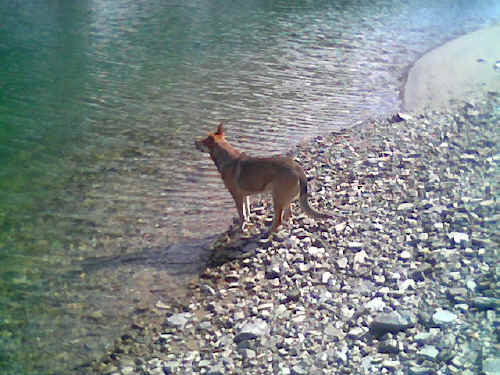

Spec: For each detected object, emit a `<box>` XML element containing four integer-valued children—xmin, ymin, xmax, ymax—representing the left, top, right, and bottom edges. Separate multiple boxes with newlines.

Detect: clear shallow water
<box><xmin>1</xmin><ymin>0</ymin><xmax>499</xmax><ymax>373</ymax></box>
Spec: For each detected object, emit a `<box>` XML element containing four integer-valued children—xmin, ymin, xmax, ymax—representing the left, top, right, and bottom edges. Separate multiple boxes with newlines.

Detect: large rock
<box><xmin>234</xmin><ymin>319</ymin><xmax>269</xmax><ymax>344</ymax></box>
<box><xmin>370</xmin><ymin>311</ymin><xmax>415</xmax><ymax>336</ymax></box>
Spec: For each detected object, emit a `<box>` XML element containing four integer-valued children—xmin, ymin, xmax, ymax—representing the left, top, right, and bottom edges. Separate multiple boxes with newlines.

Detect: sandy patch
<box><xmin>404</xmin><ymin>24</ymin><xmax>500</xmax><ymax>112</ymax></box>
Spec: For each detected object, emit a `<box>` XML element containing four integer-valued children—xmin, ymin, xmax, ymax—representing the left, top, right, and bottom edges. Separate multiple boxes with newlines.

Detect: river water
<box><xmin>1</xmin><ymin>0</ymin><xmax>499</xmax><ymax>373</ymax></box>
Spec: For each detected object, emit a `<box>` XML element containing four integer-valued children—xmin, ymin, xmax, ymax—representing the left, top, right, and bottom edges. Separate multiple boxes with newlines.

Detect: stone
<box><xmin>370</xmin><ymin>312</ymin><xmax>413</xmax><ymax>336</ymax></box>
<box><xmin>337</xmin><ymin>257</ymin><xmax>348</xmax><ymax>268</ymax></box>
<box><xmin>482</xmin><ymin>358</ymin><xmax>500</xmax><ymax>375</ymax></box>
<box><xmin>432</xmin><ymin>310</ymin><xmax>457</xmax><ymax>326</ymax></box>
<box><xmin>321</xmin><ymin>271</ymin><xmax>332</xmax><ymax>284</ymax></box>
<box><xmin>200</xmin><ymin>284</ymin><xmax>217</xmax><ymax>296</ymax></box>
<box><xmin>408</xmin><ymin>366</ymin><xmax>433</xmax><ymax>375</ymax></box>
<box><xmin>166</xmin><ymin>312</ymin><xmax>191</xmax><ymax>329</ymax></box>
<box><xmin>266</xmin><ymin>262</ymin><xmax>281</xmax><ymax>279</ymax></box>
<box><xmin>399</xmin><ymin>250</ymin><xmax>412</xmax><ymax>260</ymax></box>
<box><xmin>206</xmin><ymin>364</ymin><xmax>225</xmax><ymax>375</ymax></box>
<box><xmin>414</xmin><ymin>332</ymin><xmax>436</xmax><ymax>344</ymax></box>
<box><xmin>397</xmin><ymin>202</ymin><xmax>414</xmax><ymax>211</ymax></box>
<box><xmin>291</xmin><ymin>364</ymin><xmax>308</xmax><ymax>375</ymax></box>
<box><xmin>347</xmin><ymin>327</ymin><xmax>366</xmax><ymax>339</ymax></box>
<box><xmin>353</xmin><ymin>249</ymin><xmax>367</xmax><ymax>263</ymax></box>
<box><xmin>470</xmin><ymin>297</ymin><xmax>500</xmax><ymax>310</ymax></box>
<box><xmin>448</xmin><ymin>232</ymin><xmax>469</xmax><ymax>245</ymax></box>
<box><xmin>418</xmin><ymin>345</ymin><xmax>439</xmax><ymax>360</ymax></box>
<box><xmin>121</xmin><ymin>366</ymin><xmax>135</xmax><ymax>375</ymax></box>
<box><xmin>335</xmin><ymin>222</ymin><xmax>346</xmax><ymax>234</ymax></box>
<box><xmin>382</xmin><ymin>359</ymin><xmax>400</xmax><ymax>369</ymax></box>
<box><xmin>466</xmin><ymin>279</ymin><xmax>477</xmax><ymax>291</ymax></box>
<box><xmin>378</xmin><ymin>338</ymin><xmax>399</xmax><ymax>354</ymax></box>
<box><xmin>365</xmin><ymin>297</ymin><xmax>386</xmax><ymax>312</ymax></box>
<box><xmin>239</xmin><ymin>348</ymin><xmax>256</xmax><ymax>360</ymax></box>
<box><xmin>347</xmin><ymin>241</ymin><xmax>363</xmax><ymax>251</ymax></box>
<box><xmin>234</xmin><ymin>319</ymin><xmax>269</xmax><ymax>344</ymax></box>
<box><xmin>307</xmin><ymin>246</ymin><xmax>325</xmax><ymax>258</ymax></box>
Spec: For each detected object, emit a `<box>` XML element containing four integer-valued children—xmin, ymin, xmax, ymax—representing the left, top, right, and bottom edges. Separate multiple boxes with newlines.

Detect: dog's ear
<box><xmin>216</xmin><ymin>122</ymin><xmax>224</xmax><ymax>135</ymax></box>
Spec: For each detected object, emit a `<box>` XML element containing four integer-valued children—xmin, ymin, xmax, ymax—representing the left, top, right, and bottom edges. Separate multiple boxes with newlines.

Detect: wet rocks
<box><xmin>92</xmin><ymin>94</ymin><xmax>499</xmax><ymax>375</ymax></box>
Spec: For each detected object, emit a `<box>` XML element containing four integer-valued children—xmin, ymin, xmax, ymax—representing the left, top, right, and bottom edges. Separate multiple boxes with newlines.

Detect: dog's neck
<box><xmin>210</xmin><ymin>141</ymin><xmax>242</xmax><ymax>173</ymax></box>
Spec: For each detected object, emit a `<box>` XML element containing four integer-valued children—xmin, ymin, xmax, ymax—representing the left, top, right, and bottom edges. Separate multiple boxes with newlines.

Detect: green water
<box><xmin>1</xmin><ymin>0</ymin><xmax>499</xmax><ymax>373</ymax></box>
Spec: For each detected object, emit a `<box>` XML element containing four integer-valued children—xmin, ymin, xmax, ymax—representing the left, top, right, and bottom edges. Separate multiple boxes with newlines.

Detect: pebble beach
<box><xmin>89</xmin><ymin>30</ymin><xmax>500</xmax><ymax>375</ymax></box>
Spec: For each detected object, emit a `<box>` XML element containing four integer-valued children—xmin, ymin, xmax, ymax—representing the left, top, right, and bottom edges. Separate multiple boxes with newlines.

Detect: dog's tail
<box><xmin>297</xmin><ymin>169</ymin><xmax>333</xmax><ymax>220</ymax></box>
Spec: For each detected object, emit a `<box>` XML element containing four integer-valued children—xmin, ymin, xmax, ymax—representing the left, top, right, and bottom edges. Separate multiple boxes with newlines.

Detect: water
<box><xmin>1</xmin><ymin>0</ymin><xmax>499</xmax><ymax>373</ymax></box>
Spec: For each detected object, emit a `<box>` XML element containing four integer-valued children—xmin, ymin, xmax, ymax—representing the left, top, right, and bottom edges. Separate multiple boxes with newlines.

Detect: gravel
<box><xmin>90</xmin><ymin>93</ymin><xmax>499</xmax><ymax>375</ymax></box>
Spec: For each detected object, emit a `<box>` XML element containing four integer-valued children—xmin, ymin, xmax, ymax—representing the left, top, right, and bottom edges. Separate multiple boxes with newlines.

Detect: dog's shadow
<box><xmin>205</xmin><ymin>224</ymin><xmax>272</xmax><ymax>267</ymax></box>
<box><xmin>77</xmin><ymin>223</ymin><xmax>268</xmax><ymax>278</ymax></box>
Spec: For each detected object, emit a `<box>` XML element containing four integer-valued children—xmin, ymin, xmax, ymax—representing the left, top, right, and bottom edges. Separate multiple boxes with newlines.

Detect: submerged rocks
<box><xmin>93</xmin><ymin>94</ymin><xmax>499</xmax><ymax>375</ymax></box>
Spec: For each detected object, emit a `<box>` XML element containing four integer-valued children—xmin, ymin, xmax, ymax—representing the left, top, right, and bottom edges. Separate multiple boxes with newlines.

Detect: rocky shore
<box><xmin>89</xmin><ymin>92</ymin><xmax>499</xmax><ymax>375</ymax></box>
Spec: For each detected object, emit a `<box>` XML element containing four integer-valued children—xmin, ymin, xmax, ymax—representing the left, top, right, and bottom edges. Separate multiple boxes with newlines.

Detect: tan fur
<box><xmin>195</xmin><ymin>123</ymin><xmax>332</xmax><ymax>232</ymax></box>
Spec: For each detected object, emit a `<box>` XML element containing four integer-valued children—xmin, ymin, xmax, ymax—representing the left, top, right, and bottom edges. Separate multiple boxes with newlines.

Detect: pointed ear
<box><xmin>216</xmin><ymin>122</ymin><xmax>224</xmax><ymax>135</ymax></box>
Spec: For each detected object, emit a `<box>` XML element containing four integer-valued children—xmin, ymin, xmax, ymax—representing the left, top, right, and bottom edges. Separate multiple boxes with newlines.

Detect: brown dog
<box><xmin>195</xmin><ymin>123</ymin><xmax>332</xmax><ymax>232</ymax></box>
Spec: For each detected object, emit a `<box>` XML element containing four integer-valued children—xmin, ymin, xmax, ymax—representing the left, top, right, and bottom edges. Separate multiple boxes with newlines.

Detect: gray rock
<box><xmin>347</xmin><ymin>241</ymin><xmax>363</xmax><ymax>251</ymax></box>
<box><xmin>414</xmin><ymin>331</ymin><xmax>437</xmax><ymax>344</ymax></box>
<box><xmin>337</xmin><ymin>257</ymin><xmax>348</xmax><ymax>269</ymax></box>
<box><xmin>121</xmin><ymin>366</ymin><xmax>135</xmax><ymax>375</ymax></box>
<box><xmin>370</xmin><ymin>311</ymin><xmax>414</xmax><ymax>336</ymax></box>
<box><xmin>163</xmin><ymin>361</ymin><xmax>179</xmax><ymax>375</ymax></box>
<box><xmin>347</xmin><ymin>326</ymin><xmax>366</xmax><ymax>339</ymax></box>
<box><xmin>408</xmin><ymin>366</ymin><xmax>434</xmax><ymax>375</ymax></box>
<box><xmin>266</xmin><ymin>261</ymin><xmax>281</xmax><ymax>279</ymax></box>
<box><xmin>234</xmin><ymin>319</ymin><xmax>269</xmax><ymax>344</ymax></box>
<box><xmin>397</xmin><ymin>202</ymin><xmax>414</xmax><ymax>211</ymax></box>
<box><xmin>200</xmin><ymin>284</ymin><xmax>217</xmax><ymax>296</ymax></box>
<box><xmin>470</xmin><ymin>297</ymin><xmax>500</xmax><ymax>310</ymax></box>
<box><xmin>418</xmin><ymin>345</ymin><xmax>439</xmax><ymax>360</ymax></box>
<box><xmin>239</xmin><ymin>348</ymin><xmax>256</xmax><ymax>360</ymax></box>
<box><xmin>378</xmin><ymin>338</ymin><xmax>399</xmax><ymax>354</ymax></box>
<box><xmin>291</xmin><ymin>364</ymin><xmax>308</xmax><ymax>375</ymax></box>
<box><xmin>206</xmin><ymin>364</ymin><xmax>225</xmax><ymax>375</ymax></box>
<box><xmin>482</xmin><ymin>358</ymin><xmax>500</xmax><ymax>375</ymax></box>
<box><xmin>448</xmin><ymin>231</ymin><xmax>469</xmax><ymax>246</ymax></box>
<box><xmin>365</xmin><ymin>297</ymin><xmax>386</xmax><ymax>312</ymax></box>
<box><xmin>166</xmin><ymin>312</ymin><xmax>191</xmax><ymax>329</ymax></box>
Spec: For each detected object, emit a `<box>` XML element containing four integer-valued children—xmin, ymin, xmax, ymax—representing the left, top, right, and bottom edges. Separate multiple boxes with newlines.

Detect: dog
<box><xmin>195</xmin><ymin>123</ymin><xmax>332</xmax><ymax>232</ymax></box>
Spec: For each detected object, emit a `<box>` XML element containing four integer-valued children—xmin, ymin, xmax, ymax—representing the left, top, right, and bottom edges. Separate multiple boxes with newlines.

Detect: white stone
<box><xmin>322</xmin><ymin>271</ymin><xmax>332</xmax><ymax>284</ymax></box>
<box><xmin>448</xmin><ymin>232</ymin><xmax>469</xmax><ymax>244</ymax></box>
<box><xmin>166</xmin><ymin>312</ymin><xmax>192</xmax><ymax>329</ymax></box>
<box><xmin>466</xmin><ymin>279</ymin><xmax>477</xmax><ymax>291</ymax></box>
<box><xmin>432</xmin><ymin>310</ymin><xmax>457</xmax><ymax>325</ymax></box>
<box><xmin>337</xmin><ymin>257</ymin><xmax>348</xmax><ymax>269</ymax></box>
<box><xmin>365</xmin><ymin>297</ymin><xmax>386</xmax><ymax>312</ymax></box>
<box><xmin>397</xmin><ymin>202</ymin><xmax>414</xmax><ymax>210</ymax></box>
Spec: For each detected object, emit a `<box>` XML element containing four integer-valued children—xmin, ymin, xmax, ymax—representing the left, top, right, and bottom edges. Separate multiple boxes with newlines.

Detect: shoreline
<box><xmin>88</xmin><ymin>26</ymin><xmax>500</xmax><ymax>375</ymax></box>
<box><xmin>90</xmin><ymin>93</ymin><xmax>499</xmax><ymax>375</ymax></box>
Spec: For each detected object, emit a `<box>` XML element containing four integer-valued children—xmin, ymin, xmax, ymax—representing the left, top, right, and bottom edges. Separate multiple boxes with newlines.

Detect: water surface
<box><xmin>1</xmin><ymin>0</ymin><xmax>499</xmax><ymax>373</ymax></box>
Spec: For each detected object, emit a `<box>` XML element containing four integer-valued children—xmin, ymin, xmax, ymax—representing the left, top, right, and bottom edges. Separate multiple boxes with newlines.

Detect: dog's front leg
<box><xmin>243</xmin><ymin>196</ymin><xmax>251</xmax><ymax>221</ymax></box>
<box><xmin>230</xmin><ymin>192</ymin><xmax>246</xmax><ymax>230</ymax></box>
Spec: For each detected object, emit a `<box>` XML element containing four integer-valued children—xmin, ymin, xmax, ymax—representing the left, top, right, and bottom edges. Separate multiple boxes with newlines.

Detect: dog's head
<box><xmin>195</xmin><ymin>122</ymin><xmax>226</xmax><ymax>153</ymax></box>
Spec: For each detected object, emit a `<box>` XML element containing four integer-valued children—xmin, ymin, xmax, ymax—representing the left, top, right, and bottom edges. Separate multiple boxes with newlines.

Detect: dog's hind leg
<box><xmin>283</xmin><ymin>204</ymin><xmax>292</xmax><ymax>222</ymax></box>
<box><xmin>270</xmin><ymin>193</ymin><xmax>285</xmax><ymax>232</ymax></box>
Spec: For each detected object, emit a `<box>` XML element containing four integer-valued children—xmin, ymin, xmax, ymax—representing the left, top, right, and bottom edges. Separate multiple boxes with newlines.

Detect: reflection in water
<box><xmin>1</xmin><ymin>0</ymin><xmax>499</xmax><ymax>373</ymax></box>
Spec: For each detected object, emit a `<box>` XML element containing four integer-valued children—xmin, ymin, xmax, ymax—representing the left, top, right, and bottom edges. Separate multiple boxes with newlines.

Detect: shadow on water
<box><xmin>79</xmin><ymin>238</ymin><xmax>216</xmax><ymax>277</ymax></box>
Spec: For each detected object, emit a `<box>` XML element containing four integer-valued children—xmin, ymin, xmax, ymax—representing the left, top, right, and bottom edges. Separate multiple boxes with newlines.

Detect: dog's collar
<box><xmin>213</xmin><ymin>151</ymin><xmax>246</xmax><ymax>173</ymax></box>
<box><xmin>213</xmin><ymin>156</ymin><xmax>234</xmax><ymax>173</ymax></box>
